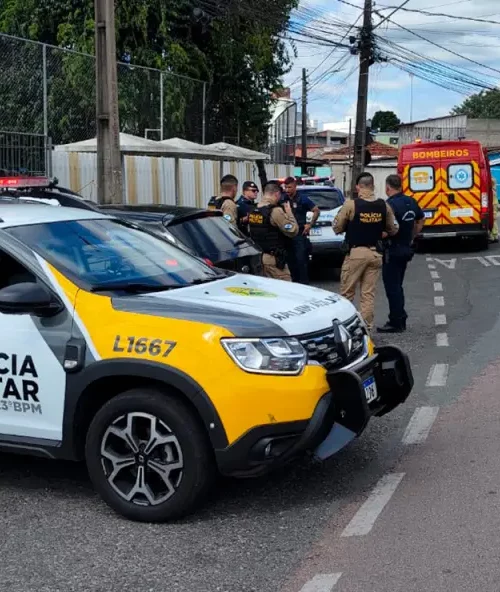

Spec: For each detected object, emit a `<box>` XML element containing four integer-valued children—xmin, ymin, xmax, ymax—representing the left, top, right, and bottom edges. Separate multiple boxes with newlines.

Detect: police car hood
<box><xmin>114</xmin><ymin>275</ymin><xmax>358</xmax><ymax>337</ymax></box>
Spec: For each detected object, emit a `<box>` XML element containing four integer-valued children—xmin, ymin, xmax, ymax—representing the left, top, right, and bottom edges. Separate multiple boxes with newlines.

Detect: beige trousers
<box><xmin>262</xmin><ymin>253</ymin><xmax>292</xmax><ymax>281</ymax></box>
<box><xmin>340</xmin><ymin>247</ymin><xmax>382</xmax><ymax>330</ymax></box>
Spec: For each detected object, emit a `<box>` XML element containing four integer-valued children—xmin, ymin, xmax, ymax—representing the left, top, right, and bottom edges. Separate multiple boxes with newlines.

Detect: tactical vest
<box><xmin>346</xmin><ymin>198</ymin><xmax>387</xmax><ymax>247</ymax></box>
<box><xmin>207</xmin><ymin>196</ymin><xmax>232</xmax><ymax>211</ymax></box>
<box><xmin>248</xmin><ymin>205</ymin><xmax>284</xmax><ymax>254</ymax></box>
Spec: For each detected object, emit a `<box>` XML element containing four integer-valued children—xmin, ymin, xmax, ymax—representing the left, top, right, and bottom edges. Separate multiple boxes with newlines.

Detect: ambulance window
<box><xmin>409</xmin><ymin>166</ymin><xmax>434</xmax><ymax>192</ymax></box>
<box><xmin>448</xmin><ymin>164</ymin><xmax>473</xmax><ymax>190</ymax></box>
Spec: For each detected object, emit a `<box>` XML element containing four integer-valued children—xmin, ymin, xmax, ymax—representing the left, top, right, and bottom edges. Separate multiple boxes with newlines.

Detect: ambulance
<box><xmin>398</xmin><ymin>140</ymin><xmax>494</xmax><ymax>248</ymax></box>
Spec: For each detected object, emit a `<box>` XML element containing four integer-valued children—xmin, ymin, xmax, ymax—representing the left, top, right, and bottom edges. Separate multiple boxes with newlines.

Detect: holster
<box><xmin>274</xmin><ymin>248</ymin><xmax>287</xmax><ymax>270</ymax></box>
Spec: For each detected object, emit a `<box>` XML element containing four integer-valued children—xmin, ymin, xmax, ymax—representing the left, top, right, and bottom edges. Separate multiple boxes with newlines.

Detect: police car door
<box><xmin>0</xmin><ymin>239</ymin><xmax>68</xmax><ymax>442</ymax></box>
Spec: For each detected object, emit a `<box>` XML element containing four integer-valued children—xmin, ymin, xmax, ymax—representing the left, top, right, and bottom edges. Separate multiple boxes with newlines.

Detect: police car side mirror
<box><xmin>0</xmin><ymin>282</ymin><xmax>62</xmax><ymax>317</ymax></box>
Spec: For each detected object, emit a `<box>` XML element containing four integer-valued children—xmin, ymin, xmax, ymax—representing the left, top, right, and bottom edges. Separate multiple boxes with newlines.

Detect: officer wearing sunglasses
<box><xmin>236</xmin><ymin>181</ymin><xmax>259</xmax><ymax>235</ymax></box>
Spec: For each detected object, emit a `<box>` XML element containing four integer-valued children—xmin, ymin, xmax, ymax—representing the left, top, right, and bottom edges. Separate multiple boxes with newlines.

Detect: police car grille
<box><xmin>299</xmin><ymin>315</ymin><xmax>366</xmax><ymax>371</ymax></box>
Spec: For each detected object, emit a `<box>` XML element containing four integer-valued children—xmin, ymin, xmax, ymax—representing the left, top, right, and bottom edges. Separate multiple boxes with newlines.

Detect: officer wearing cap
<box><xmin>248</xmin><ymin>182</ymin><xmax>299</xmax><ymax>281</ymax></box>
<box><xmin>237</xmin><ymin>181</ymin><xmax>259</xmax><ymax>235</ymax></box>
<box><xmin>207</xmin><ymin>174</ymin><xmax>239</xmax><ymax>225</ymax></box>
<box><xmin>333</xmin><ymin>172</ymin><xmax>398</xmax><ymax>332</ymax></box>
<box><xmin>377</xmin><ymin>174</ymin><xmax>425</xmax><ymax>333</ymax></box>
<box><xmin>282</xmin><ymin>176</ymin><xmax>320</xmax><ymax>284</ymax></box>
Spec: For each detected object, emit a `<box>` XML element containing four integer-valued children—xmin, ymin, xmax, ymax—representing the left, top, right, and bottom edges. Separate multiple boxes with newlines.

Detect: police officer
<box><xmin>282</xmin><ymin>176</ymin><xmax>320</xmax><ymax>284</ymax></box>
<box><xmin>333</xmin><ymin>172</ymin><xmax>398</xmax><ymax>332</ymax></box>
<box><xmin>236</xmin><ymin>181</ymin><xmax>259</xmax><ymax>235</ymax></box>
<box><xmin>377</xmin><ymin>174</ymin><xmax>425</xmax><ymax>333</ymax></box>
<box><xmin>249</xmin><ymin>182</ymin><xmax>298</xmax><ymax>281</ymax></box>
<box><xmin>207</xmin><ymin>174</ymin><xmax>239</xmax><ymax>225</ymax></box>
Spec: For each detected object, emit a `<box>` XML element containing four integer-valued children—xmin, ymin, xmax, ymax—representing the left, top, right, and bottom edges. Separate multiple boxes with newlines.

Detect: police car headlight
<box><xmin>221</xmin><ymin>338</ymin><xmax>307</xmax><ymax>375</ymax></box>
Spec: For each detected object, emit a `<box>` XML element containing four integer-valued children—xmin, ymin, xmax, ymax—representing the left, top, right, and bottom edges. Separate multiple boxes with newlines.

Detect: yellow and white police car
<box><xmin>0</xmin><ymin>199</ymin><xmax>413</xmax><ymax>521</ymax></box>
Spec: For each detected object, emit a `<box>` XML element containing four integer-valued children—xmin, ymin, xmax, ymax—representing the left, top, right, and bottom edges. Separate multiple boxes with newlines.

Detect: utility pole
<box><xmin>301</xmin><ymin>68</ymin><xmax>308</xmax><ymax>174</ymax></box>
<box><xmin>95</xmin><ymin>0</ymin><xmax>123</xmax><ymax>204</ymax></box>
<box><xmin>351</xmin><ymin>0</ymin><xmax>373</xmax><ymax>197</ymax></box>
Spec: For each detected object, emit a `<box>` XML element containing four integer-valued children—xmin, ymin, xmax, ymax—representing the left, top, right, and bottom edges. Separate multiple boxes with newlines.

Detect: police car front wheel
<box><xmin>85</xmin><ymin>388</ymin><xmax>215</xmax><ymax>522</ymax></box>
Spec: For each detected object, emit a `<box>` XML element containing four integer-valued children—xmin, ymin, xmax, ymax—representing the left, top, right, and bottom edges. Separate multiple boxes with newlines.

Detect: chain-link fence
<box><xmin>267</xmin><ymin>100</ymin><xmax>297</xmax><ymax>164</ymax></box>
<box><xmin>0</xmin><ymin>33</ymin><xmax>207</xmax><ymax>146</ymax></box>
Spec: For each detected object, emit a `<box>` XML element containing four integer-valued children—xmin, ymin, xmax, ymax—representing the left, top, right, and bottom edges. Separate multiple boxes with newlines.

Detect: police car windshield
<box><xmin>6</xmin><ymin>218</ymin><xmax>224</xmax><ymax>291</ymax></box>
<box><xmin>298</xmin><ymin>189</ymin><xmax>344</xmax><ymax>210</ymax></box>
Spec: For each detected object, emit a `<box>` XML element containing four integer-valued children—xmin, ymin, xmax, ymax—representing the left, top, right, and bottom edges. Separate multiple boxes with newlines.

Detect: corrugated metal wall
<box><xmin>399</xmin><ymin>115</ymin><xmax>467</xmax><ymax>146</ymax></box>
<box><xmin>52</xmin><ymin>152</ymin><xmax>292</xmax><ymax>206</ymax></box>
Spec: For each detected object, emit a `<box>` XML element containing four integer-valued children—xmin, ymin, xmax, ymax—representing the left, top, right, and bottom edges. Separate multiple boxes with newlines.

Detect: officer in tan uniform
<box><xmin>248</xmin><ymin>182</ymin><xmax>299</xmax><ymax>281</ymax></box>
<box><xmin>207</xmin><ymin>174</ymin><xmax>239</xmax><ymax>225</ymax></box>
<box><xmin>333</xmin><ymin>172</ymin><xmax>398</xmax><ymax>331</ymax></box>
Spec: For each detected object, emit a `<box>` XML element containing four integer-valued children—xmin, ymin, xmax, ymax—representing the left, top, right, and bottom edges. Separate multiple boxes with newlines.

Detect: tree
<box><xmin>451</xmin><ymin>89</ymin><xmax>500</xmax><ymax>119</ymax></box>
<box><xmin>0</xmin><ymin>0</ymin><xmax>296</xmax><ymax>148</ymax></box>
<box><xmin>371</xmin><ymin>110</ymin><xmax>401</xmax><ymax>133</ymax></box>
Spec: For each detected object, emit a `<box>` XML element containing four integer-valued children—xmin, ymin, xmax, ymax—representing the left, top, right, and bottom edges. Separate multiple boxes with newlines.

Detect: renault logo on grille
<box><xmin>332</xmin><ymin>321</ymin><xmax>352</xmax><ymax>360</ymax></box>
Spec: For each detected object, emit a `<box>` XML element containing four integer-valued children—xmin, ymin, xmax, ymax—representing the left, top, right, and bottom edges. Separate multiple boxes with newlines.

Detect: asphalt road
<box><xmin>2</xmin><ymin>241</ymin><xmax>500</xmax><ymax>592</ymax></box>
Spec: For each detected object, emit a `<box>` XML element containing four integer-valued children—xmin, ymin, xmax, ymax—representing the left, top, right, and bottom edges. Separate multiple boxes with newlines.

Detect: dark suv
<box><xmin>98</xmin><ymin>204</ymin><xmax>263</xmax><ymax>275</ymax></box>
<box><xmin>0</xmin><ymin>178</ymin><xmax>263</xmax><ymax>275</ymax></box>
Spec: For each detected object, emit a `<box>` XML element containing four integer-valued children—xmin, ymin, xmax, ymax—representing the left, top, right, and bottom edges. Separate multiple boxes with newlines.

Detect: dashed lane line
<box><xmin>436</xmin><ymin>332</ymin><xmax>449</xmax><ymax>347</ymax></box>
<box><xmin>426</xmin><ymin>363</ymin><xmax>449</xmax><ymax>387</ymax></box>
<box><xmin>430</xmin><ymin>271</ymin><xmax>440</xmax><ymax>279</ymax></box>
<box><xmin>402</xmin><ymin>406</ymin><xmax>439</xmax><ymax>445</ymax></box>
<box><xmin>341</xmin><ymin>473</ymin><xmax>405</xmax><ymax>537</ymax></box>
<box><xmin>428</xmin><ymin>264</ymin><xmax>436</xmax><ymax>270</ymax></box>
<box><xmin>299</xmin><ymin>573</ymin><xmax>342</xmax><ymax>592</ymax></box>
<box><xmin>434</xmin><ymin>296</ymin><xmax>445</xmax><ymax>306</ymax></box>
<box><xmin>433</xmin><ymin>282</ymin><xmax>443</xmax><ymax>292</ymax></box>
<box><xmin>435</xmin><ymin>313</ymin><xmax>447</xmax><ymax>326</ymax></box>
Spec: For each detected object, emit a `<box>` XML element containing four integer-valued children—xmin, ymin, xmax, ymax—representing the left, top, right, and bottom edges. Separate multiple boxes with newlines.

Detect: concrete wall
<box><xmin>330</xmin><ymin>161</ymin><xmax>397</xmax><ymax>198</ymax></box>
<box><xmin>466</xmin><ymin>119</ymin><xmax>500</xmax><ymax>148</ymax></box>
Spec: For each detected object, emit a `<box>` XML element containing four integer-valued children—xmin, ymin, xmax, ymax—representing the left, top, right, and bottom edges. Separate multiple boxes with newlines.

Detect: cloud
<box><xmin>284</xmin><ymin>0</ymin><xmax>500</xmax><ymax>128</ymax></box>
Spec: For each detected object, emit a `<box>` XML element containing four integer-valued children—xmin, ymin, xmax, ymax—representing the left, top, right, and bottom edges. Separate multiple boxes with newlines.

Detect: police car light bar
<box><xmin>0</xmin><ymin>177</ymin><xmax>51</xmax><ymax>188</ymax></box>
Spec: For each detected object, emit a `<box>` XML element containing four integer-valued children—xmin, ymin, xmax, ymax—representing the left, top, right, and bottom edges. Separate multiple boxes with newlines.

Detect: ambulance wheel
<box><xmin>85</xmin><ymin>388</ymin><xmax>215</xmax><ymax>522</ymax></box>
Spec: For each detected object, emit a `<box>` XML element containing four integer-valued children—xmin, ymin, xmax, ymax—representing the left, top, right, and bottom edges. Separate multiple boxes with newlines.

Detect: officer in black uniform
<box><xmin>236</xmin><ymin>181</ymin><xmax>259</xmax><ymax>235</ymax></box>
<box><xmin>248</xmin><ymin>182</ymin><xmax>298</xmax><ymax>280</ymax></box>
<box><xmin>377</xmin><ymin>174</ymin><xmax>425</xmax><ymax>333</ymax></box>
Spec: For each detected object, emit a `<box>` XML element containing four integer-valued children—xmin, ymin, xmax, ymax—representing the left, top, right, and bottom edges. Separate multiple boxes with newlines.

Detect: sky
<box><xmin>283</xmin><ymin>0</ymin><xmax>500</xmax><ymax>131</ymax></box>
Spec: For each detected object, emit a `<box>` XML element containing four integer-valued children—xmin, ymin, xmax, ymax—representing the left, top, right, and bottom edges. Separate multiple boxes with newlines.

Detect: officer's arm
<box><xmin>333</xmin><ymin>201</ymin><xmax>352</xmax><ymax>234</ymax></box>
<box><xmin>271</xmin><ymin>208</ymin><xmax>299</xmax><ymax>238</ymax></box>
<box><xmin>413</xmin><ymin>201</ymin><xmax>425</xmax><ymax>237</ymax></box>
<box><xmin>385</xmin><ymin>203</ymin><xmax>399</xmax><ymax>236</ymax></box>
<box><xmin>221</xmin><ymin>200</ymin><xmax>237</xmax><ymax>224</ymax></box>
<box><xmin>310</xmin><ymin>205</ymin><xmax>321</xmax><ymax>226</ymax></box>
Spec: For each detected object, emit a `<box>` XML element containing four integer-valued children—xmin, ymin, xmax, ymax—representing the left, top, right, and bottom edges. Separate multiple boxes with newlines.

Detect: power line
<box><xmin>373</xmin><ymin>0</ymin><xmax>412</xmax><ymax>30</ymax></box>
<box><xmin>374</xmin><ymin>5</ymin><xmax>500</xmax><ymax>25</ymax></box>
<box><xmin>374</xmin><ymin>12</ymin><xmax>500</xmax><ymax>77</ymax></box>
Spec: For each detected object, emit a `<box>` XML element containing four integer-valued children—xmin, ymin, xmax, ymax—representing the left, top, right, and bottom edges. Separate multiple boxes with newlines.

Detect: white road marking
<box><xmin>430</xmin><ymin>257</ymin><xmax>456</xmax><ymax>269</ymax></box>
<box><xmin>402</xmin><ymin>407</ymin><xmax>439</xmax><ymax>445</ymax></box>
<box><xmin>485</xmin><ymin>255</ymin><xmax>500</xmax><ymax>266</ymax></box>
<box><xmin>463</xmin><ymin>256</ymin><xmax>491</xmax><ymax>267</ymax></box>
<box><xmin>299</xmin><ymin>574</ymin><xmax>342</xmax><ymax>592</ymax></box>
<box><xmin>341</xmin><ymin>473</ymin><xmax>405</xmax><ymax>537</ymax></box>
<box><xmin>426</xmin><ymin>364</ymin><xmax>449</xmax><ymax>387</ymax></box>
<box><xmin>430</xmin><ymin>271</ymin><xmax>440</xmax><ymax>279</ymax></box>
<box><xmin>435</xmin><ymin>314</ymin><xmax>447</xmax><ymax>325</ymax></box>
<box><xmin>428</xmin><ymin>264</ymin><xmax>436</xmax><ymax>270</ymax></box>
<box><xmin>434</xmin><ymin>296</ymin><xmax>445</xmax><ymax>306</ymax></box>
<box><xmin>436</xmin><ymin>332</ymin><xmax>449</xmax><ymax>347</ymax></box>
<box><xmin>433</xmin><ymin>282</ymin><xmax>443</xmax><ymax>292</ymax></box>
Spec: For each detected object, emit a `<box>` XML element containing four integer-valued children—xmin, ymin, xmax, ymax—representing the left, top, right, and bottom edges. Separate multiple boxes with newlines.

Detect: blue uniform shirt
<box><xmin>387</xmin><ymin>192</ymin><xmax>424</xmax><ymax>248</ymax></box>
<box><xmin>236</xmin><ymin>195</ymin><xmax>256</xmax><ymax>219</ymax></box>
<box><xmin>280</xmin><ymin>192</ymin><xmax>316</xmax><ymax>228</ymax></box>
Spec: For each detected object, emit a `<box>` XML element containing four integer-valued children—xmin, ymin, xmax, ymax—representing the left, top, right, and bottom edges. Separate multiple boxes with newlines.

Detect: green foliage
<box><xmin>371</xmin><ymin>110</ymin><xmax>401</xmax><ymax>133</ymax></box>
<box><xmin>451</xmin><ymin>90</ymin><xmax>500</xmax><ymax>119</ymax></box>
<box><xmin>0</xmin><ymin>0</ymin><xmax>296</xmax><ymax>148</ymax></box>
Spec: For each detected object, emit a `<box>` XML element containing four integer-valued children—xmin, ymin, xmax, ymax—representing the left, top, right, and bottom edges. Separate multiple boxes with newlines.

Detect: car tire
<box><xmin>85</xmin><ymin>388</ymin><xmax>215</xmax><ymax>522</ymax></box>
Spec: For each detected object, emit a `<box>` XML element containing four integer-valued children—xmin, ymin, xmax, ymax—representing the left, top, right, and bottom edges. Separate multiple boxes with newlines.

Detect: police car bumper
<box><xmin>215</xmin><ymin>346</ymin><xmax>413</xmax><ymax>477</ymax></box>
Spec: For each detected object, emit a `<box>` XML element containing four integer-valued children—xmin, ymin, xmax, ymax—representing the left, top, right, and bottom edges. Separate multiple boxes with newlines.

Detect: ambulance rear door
<box><xmin>441</xmin><ymin>147</ymin><xmax>481</xmax><ymax>228</ymax></box>
<box><xmin>406</xmin><ymin>159</ymin><xmax>441</xmax><ymax>227</ymax></box>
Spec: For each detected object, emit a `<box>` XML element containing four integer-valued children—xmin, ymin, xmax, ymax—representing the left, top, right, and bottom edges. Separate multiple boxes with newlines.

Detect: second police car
<box><xmin>0</xmin><ymin>191</ymin><xmax>414</xmax><ymax>522</ymax></box>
